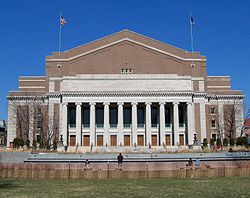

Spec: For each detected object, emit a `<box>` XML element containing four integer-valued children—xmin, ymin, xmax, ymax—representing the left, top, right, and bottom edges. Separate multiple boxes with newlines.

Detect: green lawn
<box><xmin>0</xmin><ymin>177</ymin><xmax>250</xmax><ymax>198</ymax></box>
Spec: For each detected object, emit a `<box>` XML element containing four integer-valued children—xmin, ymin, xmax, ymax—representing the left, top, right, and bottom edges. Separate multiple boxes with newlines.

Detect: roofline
<box><xmin>207</xmin><ymin>76</ymin><xmax>230</xmax><ymax>78</ymax></box>
<box><xmin>46</xmin><ymin>38</ymin><xmax>206</xmax><ymax>62</ymax></box>
<box><xmin>59</xmin><ymin>29</ymin><xmax>196</xmax><ymax>55</ymax></box>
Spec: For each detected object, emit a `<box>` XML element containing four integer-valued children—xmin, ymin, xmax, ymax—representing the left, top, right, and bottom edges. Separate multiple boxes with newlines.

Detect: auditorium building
<box><xmin>7</xmin><ymin>30</ymin><xmax>244</xmax><ymax>148</ymax></box>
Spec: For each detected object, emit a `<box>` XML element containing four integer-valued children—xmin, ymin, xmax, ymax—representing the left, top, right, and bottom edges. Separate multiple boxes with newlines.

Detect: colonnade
<box><xmin>61</xmin><ymin>101</ymin><xmax>194</xmax><ymax>147</ymax></box>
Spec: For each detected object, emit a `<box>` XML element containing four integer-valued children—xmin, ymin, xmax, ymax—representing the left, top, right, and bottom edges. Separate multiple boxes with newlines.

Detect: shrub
<box><xmin>230</xmin><ymin>138</ymin><xmax>235</xmax><ymax>146</ymax></box>
<box><xmin>216</xmin><ymin>138</ymin><xmax>222</xmax><ymax>147</ymax></box>
<box><xmin>236</xmin><ymin>137</ymin><xmax>248</xmax><ymax>146</ymax></box>
<box><xmin>223</xmin><ymin>138</ymin><xmax>228</xmax><ymax>146</ymax></box>
<box><xmin>13</xmin><ymin>138</ymin><xmax>24</xmax><ymax>148</ymax></box>
<box><xmin>25</xmin><ymin>139</ymin><xmax>30</xmax><ymax>148</ymax></box>
<box><xmin>210</xmin><ymin>139</ymin><xmax>215</xmax><ymax>146</ymax></box>
<box><xmin>32</xmin><ymin>139</ymin><xmax>37</xmax><ymax>149</ymax></box>
<box><xmin>53</xmin><ymin>139</ymin><xmax>57</xmax><ymax>151</ymax></box>
<box><xmin>203</xmin><ymin>138</ymin><xmax>208</xmax><ymax>147</ymax></box>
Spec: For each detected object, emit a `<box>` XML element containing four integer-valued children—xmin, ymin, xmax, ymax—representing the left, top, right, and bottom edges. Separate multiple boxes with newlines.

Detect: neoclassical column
<box><xmin>187</xmin><ymin>102</ymin><xmax>194</xmax><ymax>145</ymax></box>
<box><xmin>173</xmin><ymin>102</ymin><xmax>179</xmax><ymax>146</ymax></box>
<box><xmin>62</xmin><ymin>102</ymin><xmax>68</xmax><ymax>146</ymax></box>
<box><xmin>76</xmin><ymin>102</ymin><xmax>82</xmax><ymax>146</ymax></box>
<box><xmin>117</xmin><ymin>102</ymin><xmax>124</xmax><ymax>146</ymax></box>
<box><xmin>159</xmin><ymin>102</ymin><xmax>166</xmax><ymax>146</ymax></box>
<box><xmin>7</xmin><ymin>100</ymin><xmax>16</xmax><ymax>147</ymax></box>
<box><xmin>200</xmin><ymin>102</ymin><xmax>207</xmax><ymax>142</ymax></box>
<box><xmin>131</xmin><ymin>102</ymin><xmax>138</xmax><ymax>146</ymax></box>
<box><xmin>145</xmin><ymin>102</ymin><xmax>152</xmax><ymax>146</ymax></box>
<box><xmin>103</xmin><ymin>102</ymin><xmax>110</xmax><ymax>146</ymax></box>
<box><xmin>89</xmin><ymin>102</ymin><xmax>96</xmax><ymax>146</ymax></box>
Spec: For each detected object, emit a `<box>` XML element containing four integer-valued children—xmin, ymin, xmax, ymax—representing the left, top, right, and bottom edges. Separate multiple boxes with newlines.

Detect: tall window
<box><xmin>82</xmin><ymin>106</ymin><xmax>90</xmax><ymax>127</ymax></box>
<box><xmin>165</xmin><ymin>106</ymin><xmax>171</xmax><ymax>127</ymax></box>
<box><xmin>110</xmin><ymin>106</ymin><xmax>118</xmax><ymax>127</ymax></box>
<box><xmin>211</xmin><ymin>120</ymin><xmax>216</xmax><ymax>128</ymax></box>
<box><xmin>151</xmin><ymin>106</ymin><xmax>158</xmax><ymax>127</ymax></box>
<box><xmin>210</xmin><ymin>107</ymin><xmax>215</xmax><ymax>114</ymax></box>
<box><xmin>69</xmin><ymin>106</ymin><xmax>76</xmax><ymax>127</ymax></box>
<box><xmin>123</xmin><ymin>106</ymin><xmax>131</xmax><ymax>127</ymax></box>
<box><xmin>137</xmin><ymin>105</ymin><xmax>145</xmax><ymax>127</ymax></box>
<box><xmin>179</xmin><ymin>105</ymin><xmax>186</xmax><ymax>127</ymax></box>
<box><xmin>96</xmin><ymin>106</ymin><xmax>104</xmax><ymax>128</ymax></box>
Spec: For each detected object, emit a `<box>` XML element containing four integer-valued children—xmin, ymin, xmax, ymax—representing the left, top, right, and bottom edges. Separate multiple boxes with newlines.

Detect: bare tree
<box><xmin>9</xmin><ymin>94</ymin><xmax>59</xmax><ymax>149</ymax></box>
<box><xmin>9</xmin><ymin>93</ymin><xmax>35</xmax><ymax>144</ymax></box>
<box><xmin>241</xmin><ymin>108</ymin><xmax>250</xmax><ymax>136</ymax></box>
<box><xmin>213</xmin><ymin>100</ymin><xmax>244</xmax><ymax>140</ymax></box>
<box><xmin>33</xmin><ymin>102</ymin><xmax>59</xmax><ymax>149</ymax></box>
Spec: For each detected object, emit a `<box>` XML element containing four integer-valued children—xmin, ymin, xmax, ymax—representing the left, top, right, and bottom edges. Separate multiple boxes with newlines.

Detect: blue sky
<box><xmin>0</xmin><ymin>0</ymin><xmax>249</xmax><ymax>121</ymax></box>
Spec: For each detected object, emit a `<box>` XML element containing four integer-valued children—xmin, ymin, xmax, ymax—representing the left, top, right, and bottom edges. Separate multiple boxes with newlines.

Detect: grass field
<box><xmin>0</xmin><ymin>177</ymin><xmax>250</xmax><ymax>198</ymax></box>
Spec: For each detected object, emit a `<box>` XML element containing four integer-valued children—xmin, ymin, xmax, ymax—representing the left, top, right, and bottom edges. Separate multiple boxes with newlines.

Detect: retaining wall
<box><xmin>1</xmin><ymin>160</ymin><xmax>250</xmax><ymax>179</ymax></box>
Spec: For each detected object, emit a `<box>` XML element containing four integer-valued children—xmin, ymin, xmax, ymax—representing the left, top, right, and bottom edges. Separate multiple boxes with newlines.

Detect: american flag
<box><xmin>60</xmin><ymin>17</ymin><xmax>66</xmax><ymax>25</ymax></box>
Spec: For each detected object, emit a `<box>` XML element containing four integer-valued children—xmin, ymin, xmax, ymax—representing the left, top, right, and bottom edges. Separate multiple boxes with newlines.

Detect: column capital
<box><xmin>131</xmin><ymin>102</ymin><xmax>138</xmax><ymax>106</ymax></box>
<box><xmin>103</xmin><ymin>102</ymin><xmax>110</xmax><ymax>106</ymax></box>
<box><xmin>75</xmin><ymin>102</ymin><xmax>82</xmax><ymax>106</ymax></box>
<box><xmin>187</xmin><ymin>102</ymin><xmax>193</xmax><ymax>105</ymax></box>
<box><xmin>173</xmin><ymin>102</ymin><xmax>179</xmax><ymax>106</ymax></box>
<box><xmin>117</xmin><ymin>102</ymin><xmax>124</xmax><ymax>106</ymax></box>
<box><xmin>62</xmin><ymin>102</ymin><xmax>68</xmax><ymax>106</ymax></box>
<box><xmin>89</xmin><ymin>102</ymin><xmax>96</xmax><ymax>106</ymax></box>
<box><xmin>145</xmin><ymin>102</ymin><xmax>152</xmax><ymax>106</ymax></box>
<box><xmin>159</xmin><ymin>101</ymin><xmax>166</xmax><ymax>105</ymax></box>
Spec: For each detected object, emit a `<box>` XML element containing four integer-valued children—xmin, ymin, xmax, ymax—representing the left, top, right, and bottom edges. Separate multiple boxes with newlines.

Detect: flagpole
<box><xmin>58</xmin><ymin>12</ymin><xmax>62</xmax><ymax>56</ymax></box>
<box><xmin>190</xmin><ymin>12</ymin><xmax>194</xmax><ymax>54</ymax></box>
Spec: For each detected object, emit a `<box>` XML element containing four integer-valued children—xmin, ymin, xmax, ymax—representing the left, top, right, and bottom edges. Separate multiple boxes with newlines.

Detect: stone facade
<box><xmin>7</xmin><ymin>30</ymin><xmax>244</xmax><ymax>148</ymax></box>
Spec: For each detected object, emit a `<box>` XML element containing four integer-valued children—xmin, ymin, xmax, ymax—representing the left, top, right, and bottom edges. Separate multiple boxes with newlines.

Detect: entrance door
<box><xmin>124</xmin><ymin>135</ymin><xmax>130</xmax><ymax>146</ymax></box>
<box><xmin>110</xmin><ymin>135</ymin><xmax>117</xmax><ymax>146</ymax></box>
<box><xmin>137</xmin><ymin>135</ymin><xmax>144</xmax><ymax>146</ymax></box>
<box><xmin>151</xmin><ymin>135</ymin><xmax>157</xmax><ymax>146</ymax></box>
<box><xmin>97</xmin><ymin>135</ymin><xmax>103</xmax><ymax>146</ymax></box>
<box><xmin>69</xmin><ymin>135</ymin><xmax>76</xmax><ymax>146</ymax></box>
<box><xmin>83</xmin><ymin>135</ymin><xmax>90</xmax><ymax>146</ymax></box>
<box><xmin>165</xmin><ymin>134</ymin><xmax>171</xmax><ymax>146</ymax></box>
<box><xmin>179</xmin><ymin>134</ymin><xmax>184</xmax><ymax>146</ymax></box>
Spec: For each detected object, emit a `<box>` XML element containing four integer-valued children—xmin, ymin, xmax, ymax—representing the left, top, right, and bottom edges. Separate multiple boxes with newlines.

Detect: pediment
<box><xmin>46</xmin><ymin>29</ymin><xmax>206</xmax><ymax>63</ymax></box>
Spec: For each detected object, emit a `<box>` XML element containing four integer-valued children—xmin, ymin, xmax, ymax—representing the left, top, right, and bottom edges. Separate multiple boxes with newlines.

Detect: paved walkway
<box><xmin>1</xmin><ymin>151</ymin><xmax>250</xmax><ymax>163</ymax></box>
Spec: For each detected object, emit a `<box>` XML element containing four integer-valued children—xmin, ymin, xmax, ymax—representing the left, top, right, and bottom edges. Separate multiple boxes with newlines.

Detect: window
<box><xmin>121</xmin><ymin>68</ymin><xmax>132</xmax><ymax>74</ymax></box>
<box><xmin>110</xmin><ymin>106</ymin><xmax>118</xmax><ymax>127</ymax></box>
<box><xmin>210</xmin><ymin>107</ymin><xmax>215</xmax><ymax>114</ymax></box>
<box><xmin>165</xmin><ymin>106</ymin><xmax>171</xmax><ymax>127</ymax></box>
<box><xmin>69</xmin><ymin>106</ymin><xmax>76</xmax><ymax>127</ymax></box>
<box><xmin>123</xmin><ymin>106</ymin><xmax>131</xmax><ymax>128</ymax></box>
<box><xmin>82</xmin><ymin>106</ymin><xmax>90</xmax><ymax>128</ymax></box>
<box><xmin>211</xmin><ymin>120</ymin><xmax>216</xmax><ymax>128</ymax></box>
<box><xmin>137</xmin><ymin>105</ymin><xmax>145</xmax><ymax>127</ymax></box>
<box><xmin>96</xmin><ymin>106</ymin><xmax>104</xmax><ymax>128</ymax></box>
<box><xmin>151</xmin><ymin>106</ymin><xmax>158</xmax><ymax>128</ymax></box>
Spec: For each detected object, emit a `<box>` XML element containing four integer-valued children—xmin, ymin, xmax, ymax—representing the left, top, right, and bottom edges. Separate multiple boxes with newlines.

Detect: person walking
<box><xmin>117</xmin><ymin>153</ymin><xmax>124</xmax><ymax>167</ymax></box>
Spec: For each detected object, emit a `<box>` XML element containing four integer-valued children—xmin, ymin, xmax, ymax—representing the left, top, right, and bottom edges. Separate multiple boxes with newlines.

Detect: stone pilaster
<box><xmin>62</xmin><ymin>102</ymin><xmax>68</xmax><ymax>146</ymax></box>
<box><xmin>117</xmin><ymin>102</ymin><xmax>124</xmax><ymax>146</ymax></box>
<box><xmin>145</xmin><ymin>102</ymin><xmax>152</xmax><ymax>146</ymax></box>
<box><xmin>131</xmin><ymin>102</ymin><xmax>138</xmax><ymax>146</ymax></box>
<box><xmin>89</xmin><ymin>102</ymin><xmax>96</xmax><ymax>146</ymax></box>
<box><xmin>103</xmin><ymin>102</ymin><xmax>110</xmax><ymax>146</ymax></box>
<box><xmin>187</xmin><ymin>102</ymin><xmax>194</xmax><ymax>145</ymax></box>
<box><xmin>159</xmin><ymin>102</ymin><xmax>165</xmax><ymax>146</ymax></box>
<box><xmin>173</xmin><ymin>102</ymin><xmax>179</xmax><ymax>145</ymax></box>
<box><xmin>75</xmin><ymin>102</ymin><xmax>82</xmax><ymax>146</ymax></box>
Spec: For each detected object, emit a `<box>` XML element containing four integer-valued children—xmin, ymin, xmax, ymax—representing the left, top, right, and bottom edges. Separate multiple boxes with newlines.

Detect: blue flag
<box><xmin>190</xmin><ymin>16</ymin><xmax>195</xmax><ymax>25</ymax></box>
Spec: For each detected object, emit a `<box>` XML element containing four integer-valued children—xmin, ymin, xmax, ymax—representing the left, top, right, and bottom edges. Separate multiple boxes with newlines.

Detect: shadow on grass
<box><xmin>0</xmin><ymin>180</ymin><xmax>17</xmax><ymax>189</ymax></box>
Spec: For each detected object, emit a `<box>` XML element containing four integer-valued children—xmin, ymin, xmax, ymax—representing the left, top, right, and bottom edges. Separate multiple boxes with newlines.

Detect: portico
<box><xmin>62</xmin><ymin>99</ymin><xmax>194</xmax><ymax>147</ymax></box>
